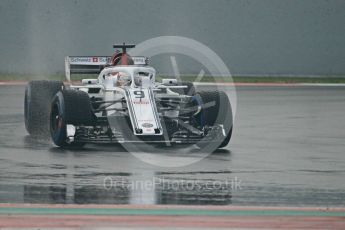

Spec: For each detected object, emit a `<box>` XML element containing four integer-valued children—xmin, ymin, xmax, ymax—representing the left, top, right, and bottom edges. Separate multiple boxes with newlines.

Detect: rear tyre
<box><xmin>24</xmin><ymin>80</ymin><xmax>64</xmax><ymax>136</ymax></box>
<box><xmin>50</xmin><ymin>90</ymin><xmax>94</xmax><ymax>147</ymax></box>
<box><xmin>195</xmin><ymin>91</ymin><xmax>233</xmax><ymax>149</ymax></box>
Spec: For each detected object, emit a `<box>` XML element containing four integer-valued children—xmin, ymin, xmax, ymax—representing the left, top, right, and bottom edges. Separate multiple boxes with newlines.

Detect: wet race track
<box><xmin>0</xmin><ymin>84</ymin><xmax>345</xmax><ymax>206</ymax></box>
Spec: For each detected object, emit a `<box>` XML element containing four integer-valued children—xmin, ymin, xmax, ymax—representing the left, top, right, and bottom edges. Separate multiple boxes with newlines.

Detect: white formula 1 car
<box><xmin>24</xmin><ymin>44</ymin><xmax>232</xmax><ymax>149</ymax></box>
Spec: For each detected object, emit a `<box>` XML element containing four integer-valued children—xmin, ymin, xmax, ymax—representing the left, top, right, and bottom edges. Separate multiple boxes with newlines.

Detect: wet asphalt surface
<box><xmin>0</xmin><ymin>85</ymin><xmax>345</xmax><ymax>206</ymax></box>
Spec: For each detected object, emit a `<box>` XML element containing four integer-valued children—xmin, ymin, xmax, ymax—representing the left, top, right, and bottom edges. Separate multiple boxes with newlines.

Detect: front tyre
<box><xmin>50</xmin><ymin>90</ymin><xmax>94</xmax><ymax>147</ymax></box>
<box><xmin>217</xmin><ymin>92</ymin><xmax>233</xmax><ymax>148</ymax></box>
<box><xmin>195</xmin><ymin>91</ymin><xmax>233</xmax><ymax>149</ymax></box>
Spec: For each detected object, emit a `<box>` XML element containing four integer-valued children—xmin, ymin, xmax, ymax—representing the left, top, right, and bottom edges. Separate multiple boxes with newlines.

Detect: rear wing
<box><xmin>65</xmin><ymin>56</ymin><xmax>148</xmax><ymax>81</ymax></box>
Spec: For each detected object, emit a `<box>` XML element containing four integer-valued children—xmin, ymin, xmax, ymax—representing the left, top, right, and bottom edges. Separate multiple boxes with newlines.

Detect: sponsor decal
<box><xmin>133</xmin><ymin>101</ymin><xmax>149</xmax><ymax>104</ymax></box>
<box><xmin>132</xmin><ymin>56</ymin><xmax>147</xmax><ymax>65</ymax></box>
<box><xmin>69</xmin><ymin>56</ymin><xmax>111</xmax><ymax>64</ymax></box>
<box><xmin>102</xmin><ymin>57</ymin><xmax>111</xmax><ymax>63</ymax></box>
<box><xmin>142</xmin><ymin>123</ymin><xmax>154</xmax><ymax>128</ymax></box>
<box><xmin>70</xmin><ymin>57</ymin><xmax>92</xmax><ymax>63</ymax></box>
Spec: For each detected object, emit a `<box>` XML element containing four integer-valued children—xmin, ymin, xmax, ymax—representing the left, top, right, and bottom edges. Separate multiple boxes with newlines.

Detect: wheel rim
<box><xmin>51</xmin><ymin>103</ymin><xmax>61</xmax><ymax>133</ymax></box>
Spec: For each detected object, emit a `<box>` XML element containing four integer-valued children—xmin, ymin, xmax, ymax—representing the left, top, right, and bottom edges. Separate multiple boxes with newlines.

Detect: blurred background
<box><xmin>0</xmin><ymin>0</ymin><xmax>345</xmax><ymax>76</ymax></box>
<box><xmin>1</xmin><ymin>0</ymin><xmax>345</xmax><ymax>209</ymax></box>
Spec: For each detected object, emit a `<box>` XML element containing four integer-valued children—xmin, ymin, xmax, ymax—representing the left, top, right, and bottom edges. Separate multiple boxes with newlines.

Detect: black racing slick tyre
<box><xmin>50</xmin><ymin>90</ymin><xmax>94</xmax><ymax>147</ymax></box>
<box><xmin>195</xmin><ymin>91</ymin><xmax>233</xmax><ymax>149</ymax></box>
<box><xmin>24</xmin><ymin>80</ymin><xmax>64</xmax><ymax>136</ymax></box>
<box><xmin>216</xmin><ymin>92</ymin><xmax>233</xmax><ymax>148</ymax></box>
